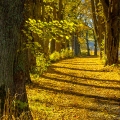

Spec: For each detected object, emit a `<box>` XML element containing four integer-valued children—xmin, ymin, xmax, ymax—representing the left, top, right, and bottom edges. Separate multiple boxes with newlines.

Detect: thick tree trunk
<box><xmin>102</xmin><ymin>0</ymin><xmax>119</xmax><ymax>65</ymax></box>
<box><xmin>92</xmin><ymin>0</ymin><xmax>119</xmax><ymax>64</ymax></box>
<box><xmin>0</xmin><ymin>0</ymin><xmax>32</xmax><ymax>119</ymax></box>
<box><xmin>105</xmin><ymin>20</ymin><xmax>119</xmax><ymax>65</ymax></box>
<box><xmin>13</xmin><ymin>50</ymin><xmax>30</xmax><ymax>117</ymax></box>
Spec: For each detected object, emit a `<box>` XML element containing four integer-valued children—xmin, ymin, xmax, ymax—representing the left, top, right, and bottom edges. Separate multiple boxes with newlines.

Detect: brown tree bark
<box><xmin>55</xmin><ymin>0</ymin><xmax>63</xmax><ymax>52</ymax></box>
<box><xmin>0</xmin><ymin>0</ymin><xmax>32</xmax><ymax>119</ymax></box>
<box><xmin>50</xmin><ymin>39</ymin><xmax>55</xmax><ymax>53</ymax></box>
<box><xmin>86</xmin><ymin>30</ymin><xmax>90</xmax><ymax>56</ymax></box>
<box><xmin>50</xmin><ymin>2</ymin><xmax>57</xmax><ymax>54</ymax></box>
<box><xmin>101</xmin><ymin>0</ymin><xmax>119</xmax><ymax>65</ymax></box>
<box><xmin>93</xmin><ymin>31</ymin><xmax>98</xmax><ymax>56</ymax></box>
<box><xmin>55</xmin><ymin>41</ymin><xmax>61</xmax><ymax>52</ymax></box>
<box><xmin>91</xmin><ymin>0</ymin><xmax>105</xmax><ymax>58</ymax></box>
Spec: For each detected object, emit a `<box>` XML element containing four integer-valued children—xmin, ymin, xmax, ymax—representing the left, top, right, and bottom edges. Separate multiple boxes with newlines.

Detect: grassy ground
<box><xmin>26</xmin><ymin>56</ymin><xmax>120</xmax><ymax>120</ymax></box>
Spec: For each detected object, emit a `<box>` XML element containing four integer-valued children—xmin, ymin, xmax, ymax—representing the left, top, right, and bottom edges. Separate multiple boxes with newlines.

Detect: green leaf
<box><xmin>66</xmin><ymin>36</ymin><xmax>69</xmax><ymax>40</ymax></box>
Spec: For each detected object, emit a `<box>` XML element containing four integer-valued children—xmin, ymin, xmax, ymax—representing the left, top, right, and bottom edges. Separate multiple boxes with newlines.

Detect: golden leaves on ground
<box><xmin>27</xmin><ymin>57</ymin><xmax>120</xmax><ymax>120</ymax></box>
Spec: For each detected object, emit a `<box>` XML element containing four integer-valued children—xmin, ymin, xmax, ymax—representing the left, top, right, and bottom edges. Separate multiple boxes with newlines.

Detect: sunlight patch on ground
<box><xmin>27</xmin><ymin>57</ymin><xmax>120</xmax><ymax>120</ymax></box>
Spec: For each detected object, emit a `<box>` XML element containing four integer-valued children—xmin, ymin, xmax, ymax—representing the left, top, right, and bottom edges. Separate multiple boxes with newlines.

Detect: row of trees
<box><xmin>91</xmin><ymin>0</ymin><xmax>120</xmax><ymax>65</ymax></box>
<box><xmin>0</xmin><ymin>0</ymin><xmax>86</xmax><ymax>118</ymax></box>
<box><xmin>0</xmin><ymin>0</ymin><xmax>120</xmax><ymax>119</ymax></box>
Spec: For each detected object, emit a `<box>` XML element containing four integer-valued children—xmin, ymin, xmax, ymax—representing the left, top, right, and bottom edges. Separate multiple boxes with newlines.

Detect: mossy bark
<box><xmin>0</xmin><ymin>0</ymin><xmax>32</xmax><ymax>118</ymax></box>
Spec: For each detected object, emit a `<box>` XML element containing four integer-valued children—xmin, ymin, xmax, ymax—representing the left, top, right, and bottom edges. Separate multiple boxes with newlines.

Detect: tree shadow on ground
<box><xmin>79</xmin><ymin>55</ymin><xmax>100</xmax><ymax>58</ymax></box>
<box><xmin>61</xmin><ymin>63</ymin><xmax>103</xmax><ymax>65</ymax></box>
<box><xmin>59</xmin><ymin>61</ymin><xmax>99</xmax><ymax>64</ymax></box>
<box><xmin>29</xmin><ymin>57</ymin><xmax>120</xmax><ymax>119</ymax></box>
<box><xmin>40</xmin><ymin>75</ymin><xmax>120</xmax><ymax>91</ymax></box>
<box><xmin>29</xmin><ymin>81</ymin><xmax>120</xmax><ymax>103</ymax></box>
<box><xmin>68</xmin><ymin>104</ymin><xmax>120</xmax><ymax>120</ymax></box>
<box><xmin>32</xmin><ymin>96</ymin><xmax>120</xmax><ymax>117</ymax></box>
<box><xmin>29</xmin><ymin>78</ymin><xmax>120</xmax><ymax>119</ymax></box>
<box><xmin>51</xmin><ymin>65</ymin><xmax>109</xmax><ymax>72</ymax></box>
<box><xmin>46</xmin><ymin>68</ymin><xmax>120</xmax><ymax>84</ymax></box>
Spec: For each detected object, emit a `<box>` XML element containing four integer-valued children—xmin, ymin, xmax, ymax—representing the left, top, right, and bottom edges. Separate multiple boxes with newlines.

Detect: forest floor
<box><xmin>26</xmin><ymin>56</ymin><xmax>120</xmax><ymax>120</ymax></box>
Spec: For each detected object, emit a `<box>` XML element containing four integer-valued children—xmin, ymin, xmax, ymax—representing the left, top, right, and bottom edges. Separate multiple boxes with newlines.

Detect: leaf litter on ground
<box><xmin>27</xmin><ymin>56</ymin><xmax>120</xmax><ymax>120</ymax></box>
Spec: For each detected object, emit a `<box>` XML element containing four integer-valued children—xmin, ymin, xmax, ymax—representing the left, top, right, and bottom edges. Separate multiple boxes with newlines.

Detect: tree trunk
<box><xmin>55</xmin><ymin>0</ymin><xmax>64</xmax><ymax>52</ymax></box>
<box><xmin>101</xmin><ymin>0</ymin><xmax>119</xmax><ymax>65</ymax></box>
<box><xmin>0</xmin><ymin>0</ymin><xmax>32</xmax><ymax>119</ymax></box>
<box><xmin>50</xmin><ymin>39</ymin><xmax>55</xmax><ymax>53</ymax></box>
<box><xmin>86</xmin><ymin>31</ymin><xmax>90</xmax><ymax>56</ymax></box>
<box><xmin>91</xmin><ymin>0</ymin><xmax>105</xmax><ymax>58</ymax></box>
<box><xmin>93</xmin><ymin>31</ymin><xmax>98</xmax><ymax>56</ymax></box>
<box><xmin>43</xmin><ymin>39</ymin><xmax>49</xmax><ymax>58</ymax></box>
<box><xmin>13</xmin><ymin>50</ymin><xmax>32</xmax><ymax>118</ymax></box>
<box><xmin>50</xmin><ymin>2</ymin><xmax>57</xmax><ymax>54</ymax></box>
<box><xmin>55</xmin><ymin>41</ymin><xmax>61</xmax><ymax>52</ymax></box>
<box><xmin>105</xmin><ymin>20</ymin><xmax>119</xmax><ymax>65</ymax></box>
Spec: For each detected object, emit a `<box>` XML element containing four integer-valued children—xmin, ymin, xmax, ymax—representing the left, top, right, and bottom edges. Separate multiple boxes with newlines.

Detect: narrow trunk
<box><xmin>91</xmin><ymin>0</ymin><xmax>104</xmax><ymax>58</ymax></box>
<box><xmin>44</xmin><ymin>39</ymin><xmax>49</xmax><ymax>58</ymax></box>
<box><xmin>55</xmin><ymin>41</ymin><xmax>61</xmax><ymax>52</ymax></box>
<box><xmin>41</xmin><ymin>0</ymin><xmax>45</xmax><ymax>21</ymax></box>
<box><xmin>50</xmin><ymin>39</ymin><xmax>55</xmax><ymax>53</ymax></box>
<box><xmin>50</xmin><ymin>2</ymin><xmax>57</xmax><ymax>54</ymax></box>
<box><xmin>93</xmin><ymin>32</ymin><xmax>97</xmax><ymax>56</ymax></box>
<box><xmin>86</xmin><ymin>31</ymin><xmax>90</xmax><ymax>56</ymax></box>
<box><xmin>55</xmin><ymin>0</ymin><xmax>63</xmax><ymax>52</ymax></box>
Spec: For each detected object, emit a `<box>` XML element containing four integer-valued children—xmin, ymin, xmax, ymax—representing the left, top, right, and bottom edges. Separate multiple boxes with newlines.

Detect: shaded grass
<box><xmin>26</xmin><ymin>57</ymin><xmax>120</xmax><ymax>120</ymax></box>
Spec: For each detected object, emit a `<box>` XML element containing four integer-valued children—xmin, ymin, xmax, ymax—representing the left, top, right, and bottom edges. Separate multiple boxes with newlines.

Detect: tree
<box><xmin>0</xmin><ymin>1</ymin><xmax>32</xmax><ymax>119</ymax></box>
<box><xmin>50</xmin><ymin>2</ymin><xmax>57</xmax><ymax>54</ymax></box>
<box><xmin>100</xmin><ymin>0</ymin><xmax>120</xmax><ymax>65</ymax></box>
<box><xmin>91</xmin><ymin>0</ymin><xmax>105</xmax><ymax>58</ymax></box>
<box><xmin>91</xmin><ymin>0</ymin><xmax>120</xmax><ymax>64</ymax></box>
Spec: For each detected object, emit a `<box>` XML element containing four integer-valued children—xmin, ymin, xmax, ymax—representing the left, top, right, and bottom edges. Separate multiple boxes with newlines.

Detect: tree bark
<box><xmin>55</xmin><ymin>41</ymin><xmax>61</xmax><ymax>52</ymax></box>
<box><xmin>55</xmin><ymin>0</ymin><xmax>64</xmax><ymax>52</ymax></box>
<box><xmin>91</xmin><ymin>0</ymin><xmax>105</xmax><ymax>58</ymax></box>
<box><xmin>93</xmin><ymin>31</ymin><xmax>97</xmax><ymax>56</ymax></box>
<box><xmin>50</xmin><ymin>39</ymin><xmax>55</xmax><ymax>53</ymax></box>
<box><xmin>50</xmin><ymin>2</ymin><xmax>57</xmax><ymax>54</ymax></box>
<box><xmin>86</xmin><ymin>31</ymin><xmax>90</xmax><ymax>56</ymax></box>
<box><xmin>0</xmin><ymin>0</ymin><xmax>32</xmax><ymax>118</ymax></box>
<box><xmin>91</xmin><ymin>0</ymin><xmax>119</xmax><ymax>64</ymax></box>
<box><xmin>101</xmin><ymin>0</ymin><xmax>119</xmax><ymax>65</ymax></box>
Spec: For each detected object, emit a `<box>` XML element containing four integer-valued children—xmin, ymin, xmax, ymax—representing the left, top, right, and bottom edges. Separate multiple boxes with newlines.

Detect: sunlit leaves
<box><xmin>96</xmin><ymin>2</ymin><xmax>104</xmax><ymax>18</ymax></box>
<box><xmin>24</xmin><ymin>18</ymin><xmax>76</xmax><ymax>42</ymax></box>
<box><xmin>65</xmin><ymin>36</ymin><xmax>69</xmax><ymax>40</ymax></box>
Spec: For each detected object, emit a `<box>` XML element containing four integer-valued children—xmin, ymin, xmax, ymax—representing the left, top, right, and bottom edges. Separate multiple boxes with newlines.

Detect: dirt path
<box><xmin>27</xmin><ymin>57</ymin><xmax>120</xmax><ymax>120</ymax></box>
